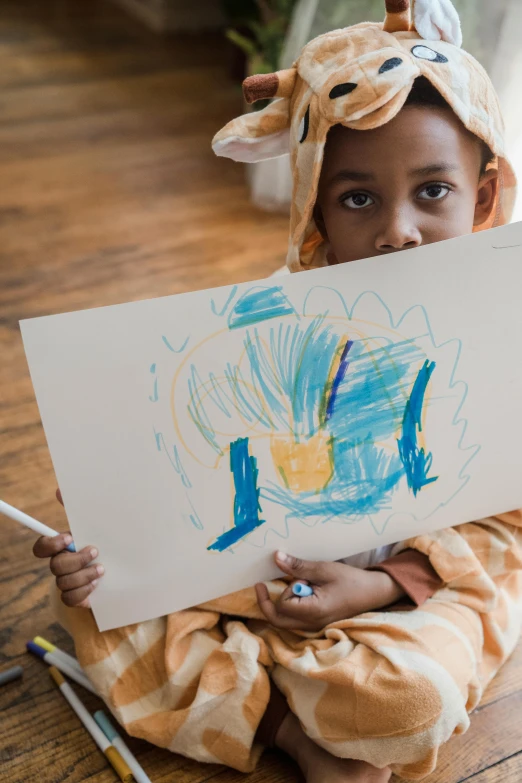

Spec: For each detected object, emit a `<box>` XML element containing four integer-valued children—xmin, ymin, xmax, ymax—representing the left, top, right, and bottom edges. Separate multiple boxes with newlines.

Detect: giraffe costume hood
<box><xmin>213</xmin><ymin>0</ymin><xmax>517</xmax><ymax>272</ymax></box>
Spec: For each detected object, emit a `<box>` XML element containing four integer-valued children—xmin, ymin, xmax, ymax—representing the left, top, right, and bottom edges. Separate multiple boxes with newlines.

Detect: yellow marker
<box><xmin>34</xmin><ymin>635</ymin><xmax>83</xmax><ymax>674</ymax></box>
<box><xmin>49</xmin><ymin>667</ymin><xmax>134</xmax><ymax>782</ymax></box>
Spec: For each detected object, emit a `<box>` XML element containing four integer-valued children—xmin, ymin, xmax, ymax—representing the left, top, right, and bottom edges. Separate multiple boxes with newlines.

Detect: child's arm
<box><xmin>402</xmin><ymin>512</ymin><xmax>522</xmax><ymax>615</ymax></box>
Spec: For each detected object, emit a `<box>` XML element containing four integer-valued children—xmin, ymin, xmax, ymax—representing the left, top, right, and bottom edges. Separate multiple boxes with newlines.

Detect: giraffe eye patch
<box><xmin>329</xmin><ymin>83</ymin><xmax>358</xmax><ymax>99</ymax></box>
<box><xmin>412</xmin><ymin>45</ymin><xmax>448</xmax><ymax>64</ymax></box>
<box><xmin>379</xmin><ymin>57</ymin><xmax>403</xmax><ymax>74</ymax></box>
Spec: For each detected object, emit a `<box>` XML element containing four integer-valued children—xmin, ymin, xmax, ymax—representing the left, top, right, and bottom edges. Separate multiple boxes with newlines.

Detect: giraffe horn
<box><xmin>383</xmin><ymin>0</ymin><xmax>412</xmax><ymax>33</ymax></box>
<box><xmin>243</xmin><ymin>69</ymin><xmax>297</xmax><ymax>104</ymax></box>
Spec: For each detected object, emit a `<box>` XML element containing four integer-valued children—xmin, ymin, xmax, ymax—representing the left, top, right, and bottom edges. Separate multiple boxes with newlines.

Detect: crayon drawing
<box><xmin>20</xmin><ymin>223</ymin><xmax>522</xmax><ymax>629</ymax></box>
<box><xmin>152</xmin><ymin>284</ymin><xmax>479</xmax><ymax>554</ymax></box>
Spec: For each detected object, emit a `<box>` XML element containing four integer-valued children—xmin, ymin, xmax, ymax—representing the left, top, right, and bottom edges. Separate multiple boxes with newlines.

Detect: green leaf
<box><xmin>226</xmin><ymin>29</ymin><xmax>259</xmax><ymax>58</ymax></box>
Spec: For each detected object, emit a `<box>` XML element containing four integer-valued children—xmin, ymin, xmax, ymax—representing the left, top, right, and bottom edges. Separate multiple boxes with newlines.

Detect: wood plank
<box><xmin>480</xmin><ymin>641</ymin><xmax>522</xmax><ymax>709</ymax></box>
<box><xmin>410</xmin><ymin>691</ymin><xmax>522</xmax><ymax>783</ymax></box>
<box><xmin>463</xmin><ymin>752</ymin><xmax>522</xmax><ymax>782</ymax></box>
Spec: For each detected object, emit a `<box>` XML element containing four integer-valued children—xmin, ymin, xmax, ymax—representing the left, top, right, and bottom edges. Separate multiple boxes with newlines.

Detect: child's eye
<box><xmin>342</xmin><ymin>192</ymin><xmax>375</xmax><ymax>209</ymax></box>
<box><xmin>418</xmin><ymin>184</ymin><xmax>451</xmax><ymax>201</ymax></box>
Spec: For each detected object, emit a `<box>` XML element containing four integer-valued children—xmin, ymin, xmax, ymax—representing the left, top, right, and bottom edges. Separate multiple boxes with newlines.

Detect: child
<box><xmin>33</xmin><ymin>2</ymin><xmax>522</xmax><ymax>781</ymax></box>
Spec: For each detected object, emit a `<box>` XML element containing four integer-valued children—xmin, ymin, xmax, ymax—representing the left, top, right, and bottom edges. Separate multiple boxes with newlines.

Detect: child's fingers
<box><xmin>50</xmin><ymin>546</ymin><xmax>98</xmax><ymax>577</ymax></box>
<box><xmin>255</xmin><ymin>583</ymin><xmax>285</xmax><ymax>625</ymax></box>
<box><xmin>56</xmin><ymin>564</ymin><xmax>104</xmax><ymax>593</ymax></box>
<box><xmin>276</xmin><ymin>594</ymin><xmax>320</xmax><ymax>622</ymax></box>
<box><xmin>279</xmin><ymin>584</ymin><xmax>299</xmax><ymax>602</ymax></box>
<box><xmin>33</xmin><ymin>533</ymin><xmax>73</xmax><ymax>558</ymax></box>
<box><xmin>255</xmin><ymin>583</ymin><xmax>308</xmax><ymax>630</ymax></box>
<box><xmin>60</xmin><ymin>581</ymin><xmax>98</xmax><ymax>608</ymax></box>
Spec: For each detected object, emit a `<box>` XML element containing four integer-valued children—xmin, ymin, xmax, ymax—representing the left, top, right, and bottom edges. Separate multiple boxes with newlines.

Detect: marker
<box><xmin>26</xmin><ymin>641</ymin><xmax>96</xmax><ymax>695</ymax></box>
<box><xmin>49</xmin><ymin>667</ymin><xmax>133</xmax><ymax>783</ymax></box>
<box><xmin>33</xmin><ymin>636</ymin><xmax>83</xmax><ymax>675</ymax></box>
<box><xmin>0</xmin><ymin>666</ymin><xmax>23</xmax><ymax>686</ymax></box>
<box><xmin>95</xmin><ymin>710</ymin><xmax>151</xmax><ymax>783</ymax></box>
<box><xmin>292</xmin><ymin>582</ymin><xmax>314</xmax><ymax>598</ymax></box>
<box><xmin>0</xmin><ymin>499</ymin><xmax>75</xmax><ymax>552</ymax></box>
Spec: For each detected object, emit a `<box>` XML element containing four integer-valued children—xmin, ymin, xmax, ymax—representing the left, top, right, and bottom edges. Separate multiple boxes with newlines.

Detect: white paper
<box><xmin>20</xmin><ymin>223</ymin><xmax>522</xmax><ymax>631</ymax></box>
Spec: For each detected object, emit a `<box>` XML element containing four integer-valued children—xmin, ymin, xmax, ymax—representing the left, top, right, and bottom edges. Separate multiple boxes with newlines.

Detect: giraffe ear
<box><xmin>413</xmin><ymin>0</ymin><xmax>462</xmax><ymax>47</ymax></box>
<box><xmin>212</xmin><ymin>98</ymin><xmax>291</xmax><ymax>163</ymax></box>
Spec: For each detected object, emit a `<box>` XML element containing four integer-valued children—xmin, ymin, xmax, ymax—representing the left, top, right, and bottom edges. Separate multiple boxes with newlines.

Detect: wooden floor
<box><xmin>0</xmin><ymin>2</ymin><xmax>521</xmax><ymax>781</ymax></box>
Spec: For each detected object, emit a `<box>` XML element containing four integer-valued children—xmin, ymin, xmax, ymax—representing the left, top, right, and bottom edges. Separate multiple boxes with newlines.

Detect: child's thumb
<box><xmin>275</xmin><ymin>551</ymin><xmax>327</xmax><ymax>583</ymax></box>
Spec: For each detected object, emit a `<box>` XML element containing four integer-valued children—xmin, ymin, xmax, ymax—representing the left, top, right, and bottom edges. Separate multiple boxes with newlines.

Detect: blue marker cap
<box><xmin>66</xmin><ymin>542</ymin><xmax>76</xmax><ymax>553</ymax></box>
<box><xmin>292</xmin><ymin>582</ymin><xmax>314</xmax><ymax>598</ymax></box>
<box><xmin>94</xmin><ymin>710</ymin><xmax>119</xmax><ymax>742</ymax></box>
<box><xmin>26</xmin><ymin>641</ymin><xmax>46</xmax><ymax>659</ymax></box>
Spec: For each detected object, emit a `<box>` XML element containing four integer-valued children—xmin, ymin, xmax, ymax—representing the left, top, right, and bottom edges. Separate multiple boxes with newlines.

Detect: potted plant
<box><xmin>223</xmin><ymin>0</ymin><xmax>298</xmax><ymax>212</ymax></box>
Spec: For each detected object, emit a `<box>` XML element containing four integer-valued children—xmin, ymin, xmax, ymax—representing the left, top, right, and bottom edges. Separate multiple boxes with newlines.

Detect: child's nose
<box><xmin>375</xmin><ymin>209</ymin><xmax>422</xmax><ymax>253</ymax></box>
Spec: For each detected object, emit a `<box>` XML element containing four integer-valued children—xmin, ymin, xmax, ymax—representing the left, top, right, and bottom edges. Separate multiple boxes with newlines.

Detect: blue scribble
<box><xmin>302</xmin><ymin>288</ymin><xmax>480</xmax><ymax>503</ymax></box>
<box><xmin>228</xmin><ymin>286</ymin><xmax>296</xmax><ymax>330</ymax></box>
<box><xmin>153</xmin><ymin>429</ymin><xmax>192</xmax><ymax>489</ymax></box>
<box><xmin>149</xmin><ymin>363</ymin><xmax>159</xmax><ymax>401</ymax></box>
<box><xmin>189</xmin><ymin>316</ymin><xmax>342</xmax><ymax>441</ymax></box>
<box><xmin>262</xmin><ymin>437</ymin><xmax>404</xmax><ymax>519</ymax></box>
<box><xmin>162</xmin><ymin>335</ymin><xmax>190</xmax><ymax>353</ymax></box>
<box><xmin>171</xmin><ymin>286</ymin><xmax>481</xmax><ymax>544</ymax></box>
<box><xmin>186</xmin><ymin>494</ymin><xmax>203</xmax><ymax>530</ymax></box>
<box><xmin>398</xmin><ymin>360</ymin><xmax>438</xmax><ymax>496</ymax></box>
<box><xmin>187</xmin><ymin>365</ymin><xmax>222</xmax><ymax>455</ymax></box>
<box><xmin>208</xmin><ymin>437</ymin><xmax>265</xmax><ymax>551</ymax></box>
<box><xmin>211</xmin><ymin>285</ymin><xmax>238</xmax><ymax>317</ymax></box>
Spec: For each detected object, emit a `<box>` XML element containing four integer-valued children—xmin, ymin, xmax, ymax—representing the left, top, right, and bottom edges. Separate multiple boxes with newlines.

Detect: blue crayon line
<box><xmin>211</xmin><ymin>285</ymin><xmax>238</xmax><ymax>317</ymax></box>
<box><xmin>208</xmin><ymin>437</ymin><xmax>265</xmax><ymax>551</ymax></box>
<box><xmin>398</xmin><ymin>360</ymin><xmax>438</xmax><ymax>496</ymax></box>
<box><xmin>148</xmin><ymin>377</ymin><xmax>158</xmax><ymax>402</ymax></box>
<box><xmin>228</xmin><ymin>286</ymin><xmax>296</xmax><ymax>330</ymax></box>
<box><xmin>162</xmin><ymin>335</ymin><xmax>190</xmax><ymax>353</ymax></box>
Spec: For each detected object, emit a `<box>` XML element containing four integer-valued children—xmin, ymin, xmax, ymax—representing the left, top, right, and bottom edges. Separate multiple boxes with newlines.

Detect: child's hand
<box><xmin>33</xmin><ymin>535</ymin><xmax>103</xmax><ymax>608</ymax></box>
<box><xmin>255</xmin><ymin>551</ymin><xmax>405</xmax><ymax>632</ymax></box>
<box><xmin>33</xmin><ymin>489</ymin><xmax>103</xmax><ymax>608</ymax></box>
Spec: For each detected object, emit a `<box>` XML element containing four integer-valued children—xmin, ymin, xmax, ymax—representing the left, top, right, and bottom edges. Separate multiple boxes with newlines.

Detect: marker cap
<box><xmin>49</xmin><ymin>666</ymin><xmax>65</xmax><ymax>687</ymax></box>
<box><xmin>104</xmin><ymin>746</ymin><xmax>134</xmax><ymax>782</ymax></box>
<box><xmin>292</xmin><ymin>582</ymin><xmax>314</xmax><ymax>597</ymax></box>
<box><xmin>94</xmin><ymin>710</ymin><xmax>118</xmax><ymax>742</ymax></box>
<box><xmin>26</xmin><ymin>641</ymin><xmax>46</xmax><ymax>659</ymax></box>
<box><xmin>34</xmin><ymin>636</ymin><xmax>55</xmax><ymax>653</ymax></box>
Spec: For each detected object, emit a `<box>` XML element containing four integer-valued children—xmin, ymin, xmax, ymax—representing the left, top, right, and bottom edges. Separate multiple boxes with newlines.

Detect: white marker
<box><xmin>49</xmin><ymin>667</ymin><xmax>133</xmax><ymax>782</ymax></box>
<box><xmin>95</xmin><ymin>710</ymin><xmax>152</xmax><ymax>783</ymax></box>
<box><xmin>34</xmin><ymin>636</ymin><xmax>84</xmax><ymax>676</ymax></box>
<box><xmin>0</xmin><ymin>499</ymin><xmax>75</xmax><ymax>552</ymax></box>
<box><xmin>27</xmin><ymin>641</ymin><xmax>96</xmax><ymax>695</ymax></box>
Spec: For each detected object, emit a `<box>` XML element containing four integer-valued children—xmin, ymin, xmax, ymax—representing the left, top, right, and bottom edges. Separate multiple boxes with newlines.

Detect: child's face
<box><xmin>315</xmin><ymin>105</ymin><xmax>498</xmax><ymax>264</ymax></box>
